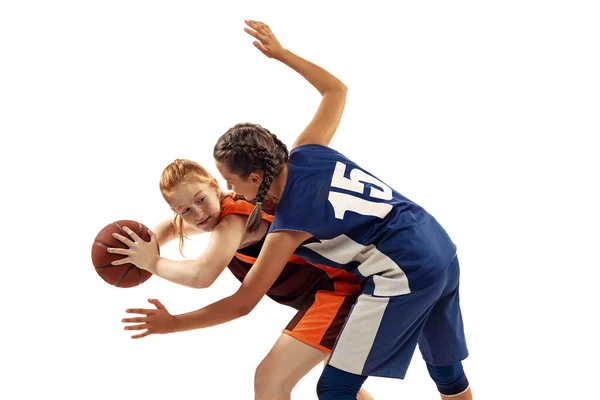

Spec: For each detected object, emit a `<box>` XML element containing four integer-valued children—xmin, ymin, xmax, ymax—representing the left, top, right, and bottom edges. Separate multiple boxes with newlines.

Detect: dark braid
<box><xmin>252</xmin><ymin>146</ymin><xmax>275</xmax><ymax>203</ymax></box>
<box><xmin>214</xmin><ymin>123</ymin><xmax>289</xmax><ymax>233</ymax></box>
<box><xmin>269</xmin><ymin>132</ymin><xmax>289</xmax><ymax>160</ymax></box>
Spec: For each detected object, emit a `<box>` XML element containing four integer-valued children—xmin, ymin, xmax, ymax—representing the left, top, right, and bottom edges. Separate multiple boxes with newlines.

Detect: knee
<box><xmin>254</xmin><ymin>361</ymin><xmax>293</xmax><ymax>398</ymax></box>
<box><xmin>426</xmin><ymin>361</ymin><xmax>470</xmax><ymax>397</ymax></box>
<box><xmin>316</xmin><ymin>372</ymin><xmax>334</xmax><ymax>399</ymax></box>
<box><xmin>316</xmin><ymin>365</ymin><xmax>366</xmax><ymax>400</ymax></box>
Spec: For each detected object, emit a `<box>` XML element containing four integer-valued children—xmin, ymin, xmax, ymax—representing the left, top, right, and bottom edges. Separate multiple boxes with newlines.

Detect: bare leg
<box><xmin>254</xmin><ymin>334</ymin><xmax>328</xmax><ymax>400</ymax></box>
<box><xmin>356</xmin><ymin>386</ymin><xmax>376</xmax><ymax>400</ymax></box>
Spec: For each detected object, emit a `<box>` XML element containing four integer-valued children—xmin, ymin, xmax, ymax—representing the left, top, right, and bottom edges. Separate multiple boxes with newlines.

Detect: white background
<box><xmin>1</xmin><ymin>1</ymin><xmax>599</xmax><ymax>399</ymax></box>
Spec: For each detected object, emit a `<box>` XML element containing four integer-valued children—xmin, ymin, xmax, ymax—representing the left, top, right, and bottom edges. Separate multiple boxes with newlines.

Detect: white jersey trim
<box><xmin>303</xmin><ymin>234</ymin><xmax>411</xmax><ymax>296</ymax></box>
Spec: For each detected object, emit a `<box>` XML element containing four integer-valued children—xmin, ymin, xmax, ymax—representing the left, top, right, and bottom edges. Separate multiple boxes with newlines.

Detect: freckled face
<box><xmin>166</xmin><ymin>180</ymin><xmax>221</xmax><ymax>232</ymax></box>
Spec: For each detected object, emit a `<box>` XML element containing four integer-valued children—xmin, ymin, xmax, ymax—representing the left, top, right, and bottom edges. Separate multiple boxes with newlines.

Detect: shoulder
<box><xmin>288</xmin><ymin>144</ymin><xmax>347</xmax><ymax>168</ymax></box>
<box><xmin>220</xmin><ymin>194</ymin><xmax>275</xmax><ymax>226</ymax></box>
<box><xmin>214</xmin><ymin>213</ymin><xmax>248</xmax><ymax>237</ymax></box>
<box><xmin>289</xmin><ymin>143</ymin><xmax>330</xmax><ymax>157</ymax></box>
<box><xmin>285</xmin><ymin>145</ymin><xmax>345</xmax><ymax>187</ymax></box>
<box><xmin>219</xmin><ymin>194</ymin><xmax>255</xmax><ymax>221</ymax></box>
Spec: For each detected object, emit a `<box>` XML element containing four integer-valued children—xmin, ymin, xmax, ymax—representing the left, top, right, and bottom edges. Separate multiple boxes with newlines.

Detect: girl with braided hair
<box><xmin>124</xmin><ymin>20</ymin><xmax>473</xmax><ymax>399</ymax></box>
<box><xmin>110</xmin><ymin>158</ymin><xmax>374</xmax><ymax>399</ymax></box>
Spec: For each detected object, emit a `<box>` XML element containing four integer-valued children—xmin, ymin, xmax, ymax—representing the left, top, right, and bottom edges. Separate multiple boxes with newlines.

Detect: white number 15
<box><xmin>328</xmin><ymin>162</ymin><xmax>393</xmax><ymax>220</ymax></box>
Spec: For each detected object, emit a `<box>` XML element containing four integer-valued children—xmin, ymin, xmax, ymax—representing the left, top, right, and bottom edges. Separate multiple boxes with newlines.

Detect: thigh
<box><xmin>329</xmin><ymin>278</ymin><xmax>446</xmax><ymax>378</ymax></box>
<box><xmin>257</xmin><ymin>333</ymin><xmax>329</xmax><ymax>385</ymax></box>
<box><xmin>418</xmin><ymin>256</ymin><xmax>469</xmax><ymax>365</ymax></box>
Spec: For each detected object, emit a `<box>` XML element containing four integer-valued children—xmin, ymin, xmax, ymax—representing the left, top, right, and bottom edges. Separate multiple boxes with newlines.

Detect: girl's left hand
<box><xmin>107</xmin><ymin>226</ymin><xmax>160</xmax><ymax>272</ymax></box>
<box><xmin>122</xmin><ymin>299</ymin><xmax>176</xmax><ymax>339</ymax></box>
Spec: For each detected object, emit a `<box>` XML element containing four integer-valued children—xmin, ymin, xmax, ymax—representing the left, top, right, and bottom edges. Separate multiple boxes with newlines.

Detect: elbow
<box><xmin>327</xmin><ymin>82</ymin><xmax>347</xmax><ymax>96</ymax></box>
<box><xmin>189</xmin><ymin>262</ymin><xmax>221</xmax><ymax>289</ymax></box>
<box><xmin>234</xmin><ymin>295</ymin><xmax>259</xmax><ymax>317</ymax></box>
<box><xmin>190</xmin><ymin>274</ymin><xmax>214</xmax><ymax>289</ymax></box>
<box><xmin>191</xmin><ymin>280</ymin><xmax>210</xmax><ymax>289</ymax></box>
<box><xmin>230</xmin><ymin>284</ymin><xmax>264</xmax><ymax>316</ymax></box>
<box><xmin>238</xmin><ymin>302</ymin><xmax>256</xmax><ymax>317</ymax></box>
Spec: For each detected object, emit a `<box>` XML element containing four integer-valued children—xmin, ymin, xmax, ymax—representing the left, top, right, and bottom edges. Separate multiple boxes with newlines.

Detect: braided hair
<box><xmin>213</xmin><ymin>123</ymin><xmax>289</xmax><ymax>232</ymax></box>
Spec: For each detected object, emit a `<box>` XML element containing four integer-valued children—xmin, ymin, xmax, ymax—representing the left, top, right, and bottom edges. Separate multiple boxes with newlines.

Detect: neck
<box><xmin>218</xmin><ymin>189</ymin><xmax>229</xmax><ymax>202</ymax></box>
<box><xmin>266</xmin><ymin>163</ymin><xmax>288</xmax><ymax>201</ymax></box>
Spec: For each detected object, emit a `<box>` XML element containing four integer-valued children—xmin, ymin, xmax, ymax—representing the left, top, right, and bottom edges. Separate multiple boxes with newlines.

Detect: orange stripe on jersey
<box><xmin>234</xmin><ymin>252</ymin><xmax>258</xmax><ymax>265</ymax></box>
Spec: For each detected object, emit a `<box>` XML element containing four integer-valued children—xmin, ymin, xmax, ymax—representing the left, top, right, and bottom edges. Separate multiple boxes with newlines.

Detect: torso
<box><xmin>237</xmin><ymin>219</ymin><xmax>270</xmax><ymax>249</ymax></box>
<box><xmin>218</xmin><ymin>193</ymin><xmax>360</xmax><ymax>309</ymax></box>
<box><xmin>269</xmin><ymin>144</ymin><xmax>458</xmax><ymax>296</ymax></box>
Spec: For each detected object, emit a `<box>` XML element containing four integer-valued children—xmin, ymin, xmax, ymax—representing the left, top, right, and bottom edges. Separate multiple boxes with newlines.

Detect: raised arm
<box><xmin>244</xmin><ymin>20</ymin><xmax>347</xmax><ymax>149</ymax></box>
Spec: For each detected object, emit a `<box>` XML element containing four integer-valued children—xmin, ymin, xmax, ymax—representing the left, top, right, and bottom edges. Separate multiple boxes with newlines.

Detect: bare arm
<box><xmin>112</xmin><ymin>214</ymin><xmax>249</xmax><ymax>289</ymax></box>
<box><xmin>277</xmin><ymin>50</ymin><xmax>347</xmax><ymax>150</ymax></box>
<box><xmin>149</xmin><ymin>214</ymin><xmax>248</xmax><ymax>288</ymax></box>
<box><xmin>171</xmin><ymin>230</ymin><xmax>311</xmax><ymax>331</ymax></box>
<box><xmin>245</xmin><ymin>20</ymin><xmax>347</xmax><ymax>149</ymax></box>
<box><xmin>152</xmin><ymin>217</ymin><xmax>207</xmax><ymax>246</ymax></box>
<box><xmin>152</xmin><ymin>218</ymin><xmax>178</xmax><ymax>246</ymax></box>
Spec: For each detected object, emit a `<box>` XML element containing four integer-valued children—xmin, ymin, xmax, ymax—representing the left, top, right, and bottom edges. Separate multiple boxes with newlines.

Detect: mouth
<box><xmin>197</xmin><ymin>217</ymin><xmax>210</xmax><ymax>226</ymax></box>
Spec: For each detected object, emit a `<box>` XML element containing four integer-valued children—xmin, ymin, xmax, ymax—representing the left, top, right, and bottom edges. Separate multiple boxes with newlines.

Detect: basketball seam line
<box><xmin>114</xmin><ymin>222</ymin><xmax>126</xmax><ymax>237</ymax></box>
<box><xmin>115</xmin><ymin>265</ymin><xmax>136</xmax><ymax>287</ymax></box>
<box><xmin>95</xmin><ymin>221</ymin><xmax>148</xmax><ymax>287</ymax></box>
<box><xmin>95</xmin><ymin>264</ymin><xmax>118</xmax><ymax>269</ymax></box>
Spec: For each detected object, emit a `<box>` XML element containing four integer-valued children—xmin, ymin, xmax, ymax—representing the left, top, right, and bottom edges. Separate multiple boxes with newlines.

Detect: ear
<box><xmin>249</xmin><ymin>171</ymin><xmax>263</xmax><ymax>185</ymax></box>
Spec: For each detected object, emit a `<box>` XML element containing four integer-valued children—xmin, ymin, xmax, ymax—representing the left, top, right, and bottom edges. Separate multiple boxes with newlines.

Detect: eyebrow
<box><xmin>176</xmin><ymin>190</ymin><xmax>204</xmax><ymax>212</ymax></box>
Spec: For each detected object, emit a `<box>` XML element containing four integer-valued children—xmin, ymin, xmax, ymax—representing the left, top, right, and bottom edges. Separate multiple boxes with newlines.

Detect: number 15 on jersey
<box><xmin>328</xmin><ymin>162</ymin><xmax>393</xmax><ymax>220</ymax></box>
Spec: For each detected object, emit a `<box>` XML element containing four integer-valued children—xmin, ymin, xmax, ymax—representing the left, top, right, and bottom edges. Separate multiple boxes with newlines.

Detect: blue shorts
<box><xmin>327</xmin><ymin>255</ymin><xmax>469</xmax><ymax>378</ymax></box>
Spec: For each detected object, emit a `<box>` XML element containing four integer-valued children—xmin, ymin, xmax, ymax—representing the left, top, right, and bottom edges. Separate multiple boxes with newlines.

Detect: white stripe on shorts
<box><xmin>328</xmin><ymin>294</ymin><xmax>389</xmax><ymax>375</ymax></box>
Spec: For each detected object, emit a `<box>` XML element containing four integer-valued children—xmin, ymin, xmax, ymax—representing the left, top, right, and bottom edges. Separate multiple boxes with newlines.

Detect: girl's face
<box><xmin>215</xmin><ymin>161</ymin><xmax>261</xmax><ymax>201</ymax></box>
<box><xmin>166</xmin><ymin>179</ymin><xmax>222</xmax><ymax>232</ymax></box>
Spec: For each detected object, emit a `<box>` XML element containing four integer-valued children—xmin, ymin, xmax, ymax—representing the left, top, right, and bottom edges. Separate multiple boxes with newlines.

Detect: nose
<box><xmin>192</xmin><ymin>207</ymin><xmax>205</xmax><ymax>221</ymax></box>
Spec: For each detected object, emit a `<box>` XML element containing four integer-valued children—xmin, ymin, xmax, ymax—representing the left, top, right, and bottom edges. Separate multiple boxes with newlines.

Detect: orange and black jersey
<box><xmin>219</xmin><ymin>194</ymin><xmax>360</xmax><ymax>310</ymax></box>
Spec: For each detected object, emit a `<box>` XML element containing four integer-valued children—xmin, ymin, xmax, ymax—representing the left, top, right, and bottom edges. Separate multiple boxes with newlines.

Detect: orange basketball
<box><xmin>91</xmin><ymin>220</ymin><xmax>154</xmax><ymax>288</ymax></box>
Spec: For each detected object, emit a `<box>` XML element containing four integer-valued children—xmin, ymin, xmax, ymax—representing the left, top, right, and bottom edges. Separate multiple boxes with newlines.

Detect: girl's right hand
<box><xmin>244</xmin><ymin>20</ymin><xmax>286</xmax><ymax>60</ymax></box>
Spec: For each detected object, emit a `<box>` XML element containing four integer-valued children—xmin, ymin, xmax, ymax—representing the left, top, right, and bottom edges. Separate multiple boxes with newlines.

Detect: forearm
<box><xmin>153</xmin><ymin>219</ymin><xmax>177</xmax><ymax>246</ymax></box>
<box><xmin>152</xmin><ymin>257</ymin><xmax>218</xmax><ymax>288</ymax></box>
<box><xmin>166</xmin><ymin>230</ymin><xmax>307</xmax><ymax>334</ymax></box>
<box><xmin>172</xmin><ymin>295</ymin><xmax>249</xmax><ymax>332</ymax></box>
<box><xmin>276</xmin><ymin>49</ymin><xmax>346</xmax><ymax>95</ymax></box>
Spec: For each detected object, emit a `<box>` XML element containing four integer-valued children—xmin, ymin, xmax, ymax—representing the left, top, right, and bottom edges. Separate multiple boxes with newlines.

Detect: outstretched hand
<box><xmin>122</xmin><ymin>299</ymin><xmax>175</xmax><ymax>339</ymax></box>
<box><xmin>244</xmin><ymin>20</ymin><xmax>285</xmax><ymax>59</ymax></box>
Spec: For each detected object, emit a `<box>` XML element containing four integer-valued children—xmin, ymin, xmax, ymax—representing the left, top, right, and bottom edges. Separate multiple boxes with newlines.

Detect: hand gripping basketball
<box><xmin>91</xmin><ymin>220</ymin><xmax>157</xmax><ymax>288</ymax></box>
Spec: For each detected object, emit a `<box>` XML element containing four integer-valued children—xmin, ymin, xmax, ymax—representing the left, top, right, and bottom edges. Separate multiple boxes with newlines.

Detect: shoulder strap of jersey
<box><xmin>219</xmin><ymin>193</ymin><xmax>274</xmax><ymax>223</ymax></box>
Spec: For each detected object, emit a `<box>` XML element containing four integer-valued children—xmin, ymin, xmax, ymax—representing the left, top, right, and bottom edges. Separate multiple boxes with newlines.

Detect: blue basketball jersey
<box><xmin>269</xmin><ymin>144</ymin><xmax>457</xmax><ymax>295</ymax></box>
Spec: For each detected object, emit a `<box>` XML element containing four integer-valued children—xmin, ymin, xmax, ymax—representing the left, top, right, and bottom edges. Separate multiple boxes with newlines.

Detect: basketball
<box><xmin>91</xmin><ymin>220</ymin><xmax>154</xmax><ymax>288</ymax></box>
